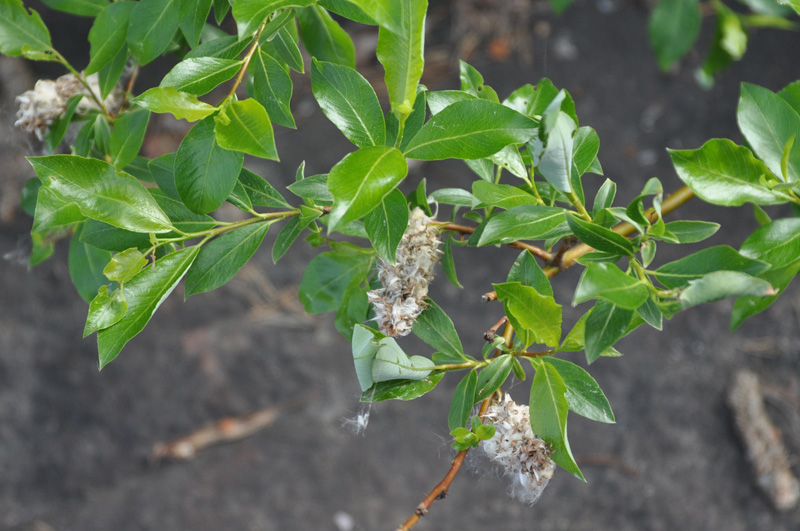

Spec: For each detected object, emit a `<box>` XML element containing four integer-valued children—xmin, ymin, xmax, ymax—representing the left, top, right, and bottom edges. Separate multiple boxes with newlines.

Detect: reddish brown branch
<box><xmin>440</xmin><ymin>223</ymin><xmax>553</xmax><ymax>261</ymax></box>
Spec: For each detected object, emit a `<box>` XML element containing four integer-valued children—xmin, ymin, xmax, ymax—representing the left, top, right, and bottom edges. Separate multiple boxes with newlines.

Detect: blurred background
<box><xmin>1</xmin><ymin>0</ymin><xmax>800</xmax><ymax>529</ymax></box>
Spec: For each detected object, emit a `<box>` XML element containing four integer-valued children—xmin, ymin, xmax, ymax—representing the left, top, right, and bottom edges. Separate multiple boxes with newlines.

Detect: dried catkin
<box><xmin>15</xmin><ymin>72</ymin><xmax>123</xmax><ymax>140</ymax></box>
<box><xmin>367</xmin><ymin>208</ymin><xmax>441</xmax><ymax>337</ymax></box>
<box><xmin>727</xmin><ymin>369</ymin><xmax>800</xmax><ymax>511</ymax></box>
<box><xmin>482</xmin><ymin>393</ymin><xmax>556</xmax><ymax>505</ymax></box>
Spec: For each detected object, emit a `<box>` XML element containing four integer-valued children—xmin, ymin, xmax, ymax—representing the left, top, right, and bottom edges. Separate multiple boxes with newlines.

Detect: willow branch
<box><xmin>440</xmin><ymin>223</ymin><xmax>553</xmax><ymax>261</ymax></box>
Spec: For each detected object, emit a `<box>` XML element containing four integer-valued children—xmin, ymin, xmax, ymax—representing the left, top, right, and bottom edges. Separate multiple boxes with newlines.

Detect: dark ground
<box><xmin>2</xmin><ymin>1</ymin><xmax>800</xmax><ymax>530</ymax></box>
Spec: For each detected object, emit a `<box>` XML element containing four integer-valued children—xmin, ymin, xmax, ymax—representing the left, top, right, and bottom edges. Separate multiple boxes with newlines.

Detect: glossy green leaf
<box><xmin>334</xmin><ymin>277</ymin><xmax>370</xmax><ymax>340</ymax></box>
<box><xmin>459</xmin><ymin>60</ymin><xmax>499</xmax><ymax>102</ymax></box>
<box><xmin>175</xmin><ymin>116</ymin><xmax>245</xmax><ymax>214</ymax></box>
<box><xmin>297</xmin><ymin>5</ymin><xmax>355</xmax><ymax>67</ymax></box>
<box><xmin>318</xmin><ymin>0</ymin><xmax>376</xmax><ymax>24</ymax></box>
<box><xmin>299</xmin><ymin>242</ymin><xmax>374</xmax><ymax>313</ymax></box>
<box><xmin>29</xmin><ymin>155</ymin><xmax>173</xmax><ymax>233</ymax></box>
<box><xmin>404</xmin><ymin>100</ymin><xmax>538</xmax><ymax>161</ymax></box>
<box><xmin>361</xmin><ymin>372</ymin><xmax>443</xmax><ymax>402</ymax></box>
<box><xmin>103</xmin><ymin>247</ymin><xmax>147</xmax><ymax>284</ymax></box>
<box><xmin>264</xmin><ymin>22</ymin><xmax>304</xmax><ymax>72</ymax></box>
<box><xmin>233</xmin><ymin>0</ymin><xmax>314</xmax><ymax>38</ymax></box>
<box><xmin>214</xmin><ymin>99</ymin><xmax>278</xmax><ymax>160</ymax></box>
<box><xmin>179</xmin><ymin>0</ymin><xmax>212</xmax><ymax>47</ymax></box>
<box><xmin>97</xmin><ymin>246</ymin><xmax>200</xmax><ymax>368</ymax></box>
<box><xmin>530</xmin><ymin>358</ymin><xmax>583</xmax><ymax>480</ymax></box>
<box><xmin>0</xmin><ymin>0</ymin><xmax>52</xmax><ymax>56</ymax></box>
<box><xmin>385</xmin><ymin>85</ymin><xmax>426</xmax><ymax>150</ymax></box>
<box><xmin>662</xmin><ymin>220</ymin><xmax>720</xmax><ymax>243</ymax></box>
<box><xmin>428</xmin><ymin>188</ymin><xmax>479</xmax><ymax>207</ymax></box>
<box><xmin>327</xmin><ymin>145</ymin><xmax>408</xmax><ymax>231</ymax></box>
<box><xmin>472</xmin><ymin>181</ymin><xmax>539</xmax><ymax>210</ymax></box>
<box><xmin>738</xmin><ymin>83</ymin><xmax>800</xmax><ymax>183</ymax></box>
<box><xmin>46</xmin><ymin>95</ymin><xmax>83</xmax><ymax>154</ymax></box>
<box><xmin>79</xmin><ymin>219</ymin><xmax>150</xmax><ymax>251</ymax></box>
<box><xmin>566</xmin><ymin>212</ymin><xmax>635</xmax><ymax>256</ymax></box>
<box><xmin>348</xmin><ymin>0</ymin><xmax>401</xmax><ymax>33</ymax></box>
<box><xmin>649</xmin><ymin>0</ymin><xmax>701</xmax><ymax>70</ymax></box>
<box><xmin>127</xmin><ymin>0</ymin><xmax>180</xmax><ymax>65</ymax></box>
<box><xmin>495</xmin><ymin>282</ymin><xmax>562</xmax><ymax>347</ymax></box>
<box><xmin>584</xmin><ymin>300</ymin><xmax>633</xmax><ymax>364</ymax></box>
<box><xmin>372</xmin><ymin>338</ymin><xmax>433</xmax><ymax>383</ymax></box>
<box><xmin>426</xmin><ymin>89</ymin><xmax>475</xmax><ymax>115</ymax></box>
<box><xmin>148</xmin><ymin>153</ymin><xmax>179</xmax><ymax>200</ymax></box>
<box><xmin>668</xmin><ymin>139</ymin><xmax>787</xmax><ymax>206</ymax></box>
<box><xmin>160</xmin><ymin>57</ymin><xmax>242</xmax><ymax>96</ymax></box>
<box><xmin>364</xmin><ymin>188</ymin><xmax>407</xmax><ymax>263</ymax></box>
<box><xmin>442</xmin><ymin>236</ymin><xmax>462</xmax><ymax>288</ymax></box>
<box><xmin>272</xmin><ymin>205</ymin><xmax>321</xmax><ymax>262</ymax></box>
<box><xmin>449</xmin><ymin>370</ymin><xmax>477</xmax><ymax>431</ymax></box>
<box><xmin>376</xmin><ymin>0</ymin><xmax>426</xmax><ymax>116</ymax></box>
<box><xmin>69</xmin><ymin>224</ymin><xmax>112</xmax><ymax>302</ymax></box>
<box><xmin>97</xmin><ymin>46</ymin><xmax>128</xmax><ymax>99</ymax></box>
<box><xmin>41</xmin><ymin>0</ymin><xmax>107</xmax><ymax>16</ymax></box>
<box><xmin>654</xmin><ymin>245</ymin><xmax>769</xmax><ymax>289</ymax></box>
<box><xmin>538</xmin><ymin>111</ymin><xmax>577</xmax><ymax>193</ymax></box>
<box><xmin>149</xmin><ymin>189</ymin><xmax>217</xmax><ymax>234</ymax></box>
<box><xmin>679</xmin><ymin>271</ymin><xmax>774</xmax><ymax>309</ymax></box>
<box><xmin>86</xmin><ymin>1</ymin><xmax>135</xmax><ymax>74</ymax></box>
<box><xmin>412</xmin><ymin>298</ymin><xmax>465</xmax><ymax>359</ymax></box>
<box><xmin>133</xmin><ymin>87</ymin><xmax>217</xmax><ymax>122</ymax></box>
<box><xmin>287</xmin><ymin>173</ymin><xmax>332</xmax><ymax>203</ymax></box>
<box><xmin>110</xmin><ymin>109</ymin><xmax>150</xmax><ymax>169</ymax></box>
<box><xmin>230</xmin><ymin>183</ymin><xmax>255</xmax><ymax>210</ymax></box>
<box><xmin>476</xmin><ymin>354</ymin><xmax>513</xmax><ymax>402</ymax></box>
<box><xmin>573</xmin><ymin>262</ymin><xmax>650</xmax><ymax>309</ymax></box>
<box><xmin>779</xmin><ymin>80</ymin><xmax>800</xmax><ymax>114</ymax></box>
<box><xmin>507</xmin><ymin>249</ymin><xmax>553</xmax><ymax>296</ymax></box>
<box><xmin>186</xmin><ymin>35</ymin><xmax>249</xmax><ymax>60</ymax></box>
<box><xmin>84</xmin><ymin>285</ymin><xmax>127</xmax><ymax>337</ymax></box>
<box><xmin>311</xmin><ymin>59</ymin><xmax>385</xmax><ymax>147</ymax></box>
<box><xmin>476</xmin><ymin>206</ymin><xmax>565</xmax><ymax>246</ymax></box>
<box><xmin>544</xmin><ymin>357</ymin><xmax>614</xmax><ymax>423</ymax></box>
<box><xmin>239</xmin><ymin>168</ymin><xmax>291</xmax><ymax>208</ymax></box>
<box><xmin>251</xmin><ymin>48</ymin><xmax>295</xmax><ymax>129</ymax></box>
<box><xmin>572</xmin><ymin>126</ymin><xmax>601</xmax><ymax>176</ymax></box>
<box><xmin>185</xmin><ymin>222</ymin><xmax>271</xmax><ymax>296</ymax></box>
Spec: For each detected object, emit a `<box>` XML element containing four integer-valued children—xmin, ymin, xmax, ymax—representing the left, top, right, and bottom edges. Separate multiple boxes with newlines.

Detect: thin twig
<box><xmin>440</xmin><ymin>223</ymin><xmax>553</xmax><ymax>261</ymax></box>
<box><xmin>483</xmin><ymin>316</ymin><xmax>507</xmax><ymax>341</ymax></box>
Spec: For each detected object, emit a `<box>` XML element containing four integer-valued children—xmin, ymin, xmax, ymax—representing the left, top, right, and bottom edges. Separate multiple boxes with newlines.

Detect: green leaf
<box><xmin>364</xmin><ymin>188</ymin><xmax>407</xmax><ymax>263</ymax></box>
<box><xmin>31</xmin><ymin>185</ymin><xmax>85</xmax><ymax>232</ymax></box>
<box><xmin>186</xmin><ymin>35</ymin><xmax>249</xmax><ymax>60</ymax></box>
<box><xmin>239</xmin><ymin>168</ymin><xmax>291</xmax><ymax>208</ymax></box>
<box><xmin>69</xmin><ymin>224</ymin><xmax>113</xmax><ymax>302</ymax></box>
<box><xmin>127</xmin><ymin>0</ymin><xmax>180</xmax><ymax>65</ymax></box>
<box><xmin>97</xmin><ymin>46</ymin><xmax>128</xmax><ymax>99</ymax></box>
<box><xmin>476</xmin><ymin>354</ymin><xmax>513</xmax><ymax>402</ymax></box>
<box><xmin>426</xmin><ymin>89</ymin><xmax>476</xmax><ymax>115</ymax></box>
<box><xmin>327</xmin><ymin>145</ymin><xmax>408</xmax><ymax>232</ymax></box>
<box><xmin>179</xmin><ymin>0</ymin><xmax>213</xmax><ymax>47</ymax></box>
<box><xmin>459</xmin><ymin>60</ymin><xmax>499</xmax><ymax>102</ymax></box>
<box><xmin>79</xmin><ymin>219</ymin><xmax>150</xmax><ymax>251</ymax></box>
<box><xmin>738</xmin><ymin>83</ymin><xmax>800</xmax><ymax>183</ymax></box>
<box><xmin>233</xmin><ymin>0</ymin><xmax>314</xmax><ymax>38</ymax></box>
<box><xmin>287</xmin><ymin>173</ymin><xmax>332</xmax><ymax>203</ymax></box>
<box><xmin>476</xmin><ymin>205</ymin><xmax>566</xmax><ymax>246</ymax></box>
<box><xmin>299</xmin><ymin>242</ymin><xmax>374</xmax><ymax>313</ymax></box>
<box><xmin>668</xmin><ymin>139</ymin><xmax>786</xmax><ymax>206</ymax></box>
<box><xmin>679</xmin><ymin>271</ymin><xmax>774</xmax><ymax>309</ymax></box>
<box><xmin>133</xmin><ymin>87</ymin><xmax>217</xmax><ymax>122</ymax></box>
<box><xmin>175</xmin><ymin>116</ymin><xmax>245</xmax><ymax>214</ymax></box>
<box><xmin>507</xmin><ymin>249</ymin><xmax>553</xmax><ymax>296</ymax></box>
<box><xmin>0</xmin><ymin>0</ymin><xmax>52</xmax><ymax>56</ymax></box>
<box><xmin>530</xmin><ymin>358</ymin><xmax>583</xmax><ymax>480</ymax></box>
<box><xmin>273</xmin><ymin>207</ymin><xmax>321</xmax><ymax>262</ymax></box>
<box><xmin>86</xmin><ymin>1</ymin><xmax>135</xmax><ymax>74</ymax></box>
<box><xmin>251</xmin><ymin>48</ymin><xmax>296</xmax><ymax>129</ymax></box>
<box><xmin>412</xmin><ymin>298</ymin><xmax>464</xmax><ymax>359</ymax></box>
<box><xmin>149</xmin><ymin>189</ymin><xmax>217</xmax><ymax>234</ymax></box>
<box><xmin>584</xmin><ymin>300</ymin><xmax>633</xmax><ymax>364</ymax></box>
<box><xmin>449</xmin><ymin>370</ymin><xmax>477</xmax><ymax>430</ymax></box>
<box><xmin>149</xmin><ymin>153</ymin><xmax>179</xmax><ymax>200</ymax></box>
<box><xmin>97</xmin><ymin>246</ymin><xmax>200</xmax><ymax>368</ymax></box>
<box><xmin>544</xmin><ymin>357</ymin><xmax>615</xmax><ymax>423</ymax></box>
<box><xmin>103</xmin><ymin>247</ymin><xmax>147</xmax><ymax>284</ymax></box>
<box><xmin>779</xmin><ymin>81</ymin><xmax>800</xmax><ymax>114</ymax></box>
<box><xmin>185</xmin><ymin>222</ymin><xmax>271</xmax><ymax>296</ymax></box>
<box><xmin>110</xmin><ymin>109</ymin><xmax>150</xmax><ymax>169</ymax></box>
<box><xmin>361</xmin><ymin>372</ymin><xmax>444</xmax><ymax>402</ymax></box>
<box><xmin>41</xmin><ymin>0</ymin><xmax>108</xmax><ymax>16</ymax></box>
<box><xmin>373</xmin><ymin>338</ymin><xmax>434</xmax><ymax>383</ymax></box>
<box><xmin>441</xmin><ymin>236</ymin><xmax>462</xmax><ymax>288</ymax></box>
<box><xmin>29</xmin><ymin>155</ymin><xmax>173</xmax><ymax>233</ymax></box>
<box><xmin>160</xmin><ymin>57</ymin><xmax>242</xmax><ymax>96</ymax></box>
<box><xmin>297</xmin><ymin>5</ymin><xmax>356</xmax><ymax>67</ymax></box>
<box><xmin>20</xmin><ymin>177</ymin><xmax>41</xmax><ymax>217</ymax></box>
<box><xmin>472</xmin><ymin>181</ymin><xmax>539</xmax><ymax>210</ymax></box>
<box><xmin>494</xmin><ymin>282</ymin><xmax>562</xmax><ymax>348</ymax></box>
<box><xmin>214</xmin><ymin>99</ymin><xmax>278</xmax><ymax>160</ymax></box>
<box><xmin>662</xmin><ymin>220</ymin><xmax>720</xmax><ymax>243</ymax></box>
<box><xmin>572</xmin><ymin>127</ymin><xmax>602</xmax><ymax>176</ymax></box>
<box><xmin>311</xmin><ymin>59</ymin><xmax>385</xmax><ymax>147</ymax></box>
<box><xmin>538</xmin><ymin>111</ymin><xmax>577</xmax><ymax>193</ymax></box>
<box><xmin>654</xmin><ymin>245</ymin><xmax>769</xmax><ymax>289</ymax></box>
<box><xmin>46</xmin><ymin>95</ymin><xmax>83</xmax><ymax>153</ymax></box>
<box><xmin>649</xmin><ymin>0</ymin><xmax>701</xmax><ymax>70</ymax></box>
<box><xmin>376</xmin><ymin>0</ymin><xmax>426</xmax><ymax>117</ymax></box>
<box><xmin>573</xmin><ymin>262</ymin><xmax>650</xmax><ymax>309</ymax></box>
<box><xmin>264</xmin><ymin>22</ymin><xmax>304</xmax><ymax>72</ymax></box>
<box><xmin>428</xmin><ymin>188</ymin><xmax>479</xmax><ymax>207</ymax></box>
<box><xmin>334</xmin><ymin>277</ymin><xmax>370</xmax><ymax>340</ymax></box>
<box><xmin>84</xmin><ymin>285</ymin><xmax>127</xmax><ymax>337</ymax></box>
<box><xmin>404</xmin><ymin>100</ymin><xmax>538</xmax><ymax>161</ymax></box>
<box><xmin>566</xmin><ymin>212</ymin><xmax>635</xmax><ymax>256</ymax></box>
<box><xmin>319</xmin><ymin>0</ymin><xmax>376</xmax><ymax>24</ymax></box>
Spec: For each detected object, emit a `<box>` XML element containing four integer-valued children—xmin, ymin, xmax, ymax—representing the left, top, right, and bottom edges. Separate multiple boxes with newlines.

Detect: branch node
<box><xmin>415</xmin><ymin>504</ymin><xmax>428</xmax><ymax>516</ymax></box>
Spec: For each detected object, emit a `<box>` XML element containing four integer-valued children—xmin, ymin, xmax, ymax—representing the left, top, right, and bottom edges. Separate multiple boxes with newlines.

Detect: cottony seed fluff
<box><xmin>482</xmin><ymin>393</ymin><xmax>556</xmax><ymax>505</ymax></box>
<box><xmin>15</xmin><ymin>72</ymin><xmax>123</xmax><ymax>140</ymax></box>
<box><xmin>367</xmin><ymin>208</ymin><xmax>442</xmax><ymax>337</ymax></box>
